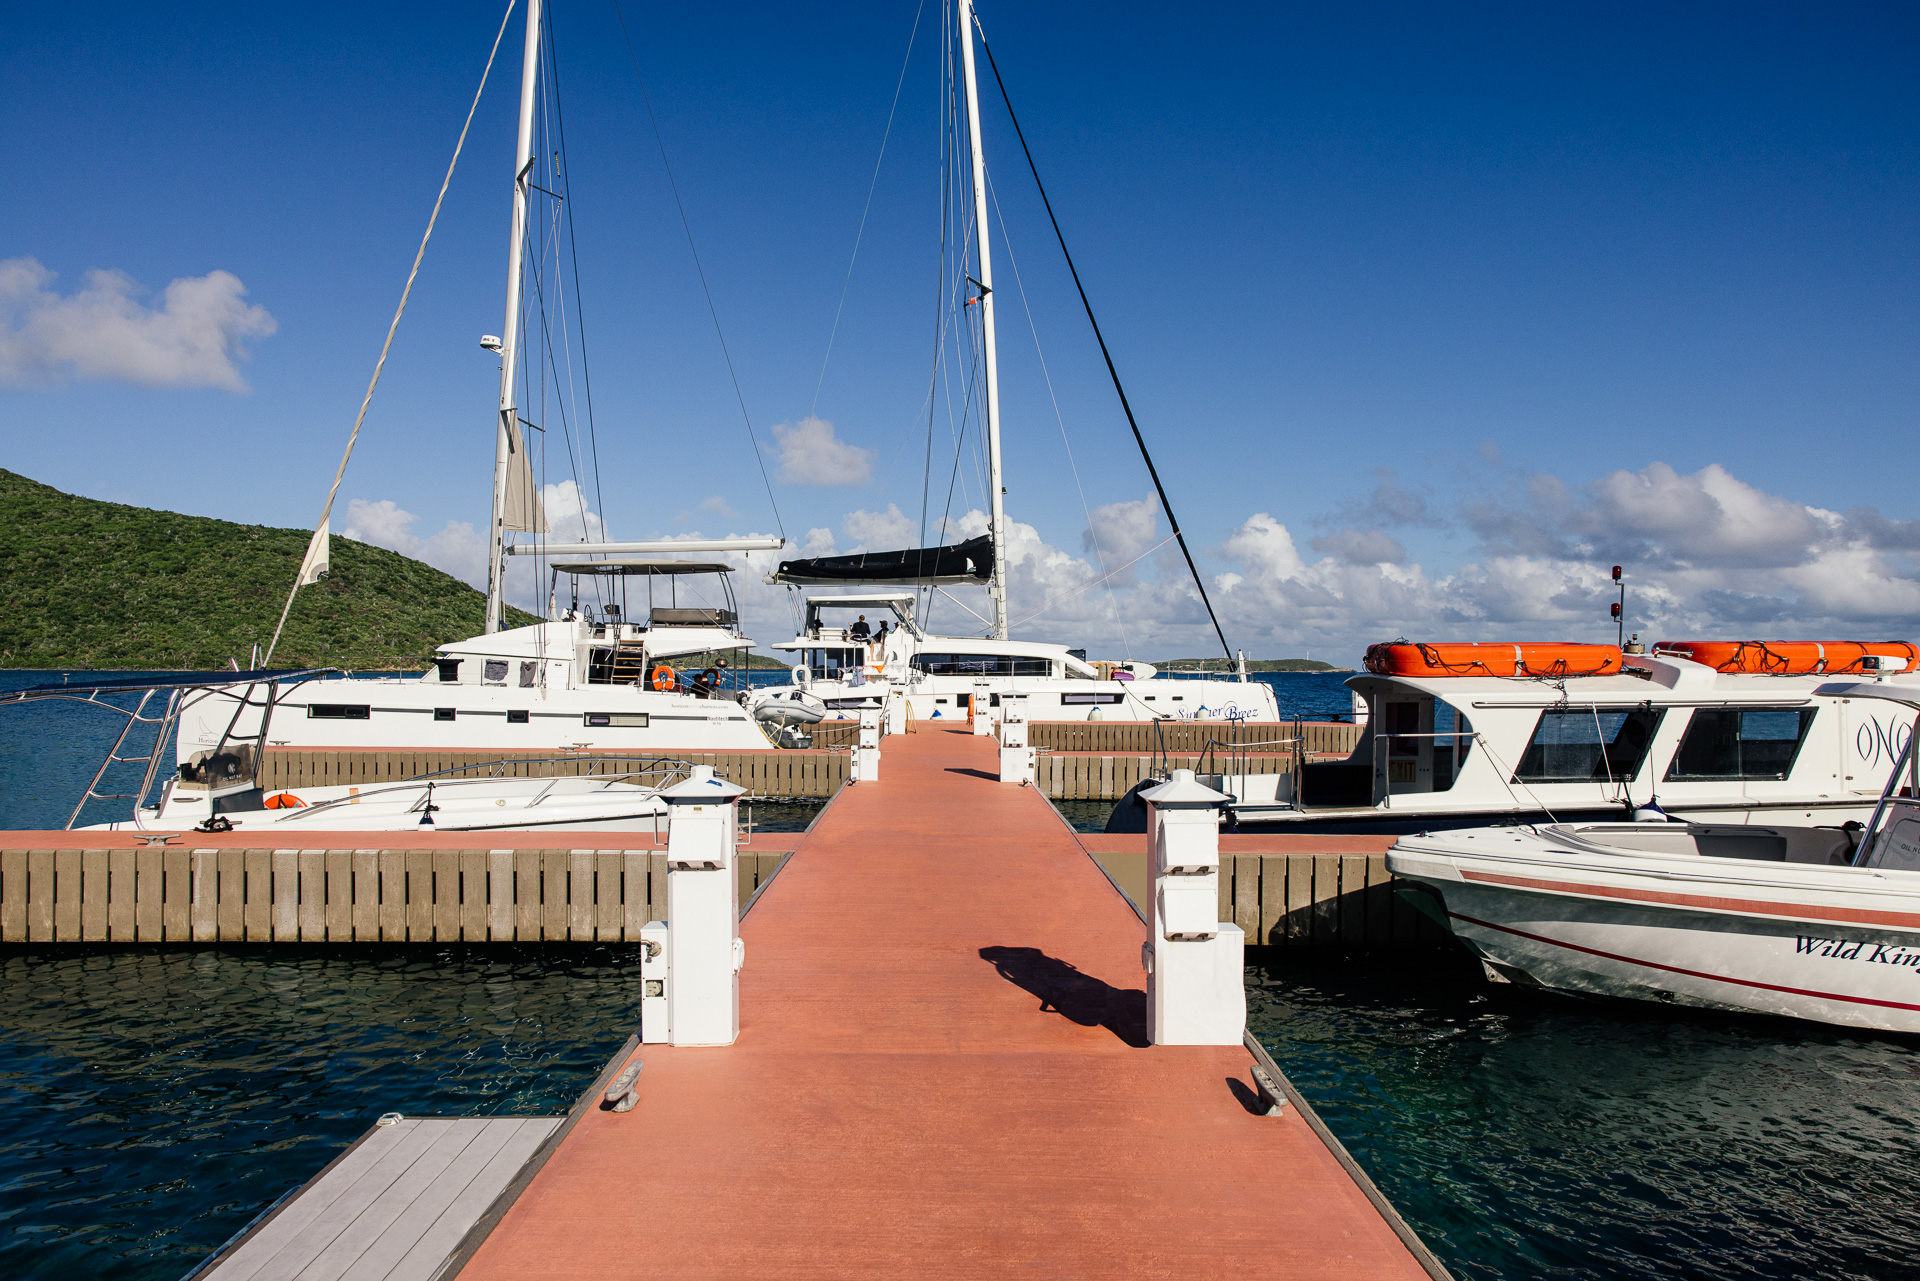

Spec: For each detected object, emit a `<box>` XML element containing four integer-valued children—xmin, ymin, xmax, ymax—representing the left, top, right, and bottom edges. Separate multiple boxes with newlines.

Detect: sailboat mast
<box><xmin>957</xmin><ymin>0</ymin><xmax>1008</xmax><ymax>641</ymax></box>
<box><xmin>485</xmin><ymin>0</ymin><xmax>544</xmax><ymax>634</ymax></box>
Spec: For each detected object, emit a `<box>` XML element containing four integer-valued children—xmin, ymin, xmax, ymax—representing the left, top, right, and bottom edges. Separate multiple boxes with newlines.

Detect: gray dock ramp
<box><xmin>196</xmin><ymin>1116</ymin><xmax>560</xmax><ymax>1281</ymax></box>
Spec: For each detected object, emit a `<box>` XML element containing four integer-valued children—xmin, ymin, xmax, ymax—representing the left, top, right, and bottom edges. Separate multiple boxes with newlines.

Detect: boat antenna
<box><xmin>972</xmin><ymin>20</ymin><xmax>1235</xmax><ymax>665</ymax></box>
<box><xmin>263</xmin><ymin>0</ymin><xmax>517</xmax><ymax>663</ymax></box>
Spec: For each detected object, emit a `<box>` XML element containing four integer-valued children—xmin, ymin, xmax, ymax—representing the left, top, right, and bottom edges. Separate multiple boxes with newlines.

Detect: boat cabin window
<box><xmin>1515</xmin><ymin>707</ymin><xmax>1663</xmax><ymax>782</ymax></box>
<box><xmin>911</xmin><ymin>653</ymin><xmax>1053</xmax><ymax>678</ymax></box>
<box><xmin>1664</xmin><ymin>707</ymin><xmax>1816</xmax><ymax>782</ymax></box>
<box><xmin>803</xmin><ymin>647</ymin><xmax>868</xmax><ymax>679</ymax></box>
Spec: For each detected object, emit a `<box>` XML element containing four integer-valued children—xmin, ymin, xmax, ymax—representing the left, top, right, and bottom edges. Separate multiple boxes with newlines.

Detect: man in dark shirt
<box><xmin>848</xmin><ymin>615</ymin><xmax>871</xmax><ymax>641</ymax></box>
<box><xmin>688</xmin><ymin>657</ymin><xmax>730</xmax><ymax>698</ymax></box>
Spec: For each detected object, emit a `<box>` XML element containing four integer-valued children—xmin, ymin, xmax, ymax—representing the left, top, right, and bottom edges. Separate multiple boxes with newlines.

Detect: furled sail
<box><xmin>501</xmin><ymin>415</ymin><xmax>548</xmax><ymax>533</ymax></box>
<box><xmin>769</xmin><ymin>535</ymin><xmax>994</xmax><ymax>586</ymax></box>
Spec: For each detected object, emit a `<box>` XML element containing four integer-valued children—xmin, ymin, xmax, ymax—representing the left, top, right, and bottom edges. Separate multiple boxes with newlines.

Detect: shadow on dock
<box><xmin>979</xmin><ymin>945</ymin><xmax>1148</xmax><ymax>1047</ymax></box>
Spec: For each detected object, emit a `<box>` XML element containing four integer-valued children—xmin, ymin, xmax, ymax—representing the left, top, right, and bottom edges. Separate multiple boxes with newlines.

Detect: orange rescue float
<box><xmin>1652</xmin><ymin>640</ymin><xmax>1917</xmax><ymax>675</ymax></box>
<box><xmin>1364</xmin><ymin>641</ymin><xmax>1624</xmax><ymax>678</ymax></box>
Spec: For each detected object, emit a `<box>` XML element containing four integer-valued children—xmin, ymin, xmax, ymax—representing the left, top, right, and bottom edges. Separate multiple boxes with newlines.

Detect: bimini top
<box><xmin>551</xmin><ymin>559</ymin><xmax>734</xmax><ymax>577</ymax></box>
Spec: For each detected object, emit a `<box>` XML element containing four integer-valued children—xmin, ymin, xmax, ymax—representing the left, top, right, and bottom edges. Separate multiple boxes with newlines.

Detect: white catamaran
<box><xmin>187</xmin><ymin>0</ymin><xmax>784</xmax><ymax>762</ymax></box>
<box><xmin>750</xmin><ymin>0</ymin><xmax>1278</xmax><ymax>728</ymax></box>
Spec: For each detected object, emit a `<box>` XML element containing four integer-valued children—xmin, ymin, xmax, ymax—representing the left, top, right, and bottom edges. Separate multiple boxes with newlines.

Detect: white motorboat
<box><xmin>1189</xmin><ymin>639</ymin><xmax>1919</xmax><ymax>833</ymax></box>
<box><xmin>2</xmin><ymin>672</ymin><xmax>694</xmax><ymax>835</ymax></box>
<box><xmin>91</xmin><ymin>771</ymin><xmax>675</xmax><ymax>836</ymax></box>
<box><xmin>1385</xmin><ymin>677</ymin><xmax>1920</xmax><ymax>1033</ymax></box>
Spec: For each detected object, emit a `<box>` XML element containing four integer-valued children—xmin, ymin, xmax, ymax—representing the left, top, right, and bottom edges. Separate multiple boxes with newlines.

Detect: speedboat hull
<box><xmin>1389</xmin><ymin>823</ymin><xmax>1920</xmax><ymax>1033</ymax></box>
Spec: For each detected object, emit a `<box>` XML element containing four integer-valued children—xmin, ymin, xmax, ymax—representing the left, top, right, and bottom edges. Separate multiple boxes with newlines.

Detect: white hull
<box><xmin>90</xmin><ymin>775</ymin><xmax>674</xmax><ymax>835</ymax></box>
<box><xmin>797</xmin><ymin>674</ymin><xmax>1278</xmax><ymax>725</ymax></box>
<box><xmin>1390</xmin><ymin>823</ymin><xmax>1920</xmax><ymax>1033</ymax></box>
<box><xmin>182</xmin><ymin>673</ymin><xmax>772</xmax><ymax>761</ymax></box>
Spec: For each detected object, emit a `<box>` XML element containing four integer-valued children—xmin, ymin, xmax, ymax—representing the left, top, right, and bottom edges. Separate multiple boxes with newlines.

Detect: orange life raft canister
<box><xmin>1651</xmin><ymin>640</ymin><xmax>1918</xmax><ymax>675</ymax></box>
<box><xmin>1364</xmin><ymin>642</ymin><xmax>1624</xmax><ymax>678</ymax></box>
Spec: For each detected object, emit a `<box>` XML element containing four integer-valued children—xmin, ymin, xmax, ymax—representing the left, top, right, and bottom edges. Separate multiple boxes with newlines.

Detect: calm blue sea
<box><xmin>7</xmin><ymin>667</ymin><xmax>1916</xmax><ymax>1279</ymax></box>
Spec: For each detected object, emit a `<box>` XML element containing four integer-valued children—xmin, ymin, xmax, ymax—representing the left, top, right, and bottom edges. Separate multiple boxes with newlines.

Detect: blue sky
<box><xmin>4</xmin><ymin>2</ymin><xmax>1917</xmax><ymax>663</ymax></box>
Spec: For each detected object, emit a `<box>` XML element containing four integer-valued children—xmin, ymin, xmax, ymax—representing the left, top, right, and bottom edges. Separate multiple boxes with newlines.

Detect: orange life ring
<box><xmin>1652</xmin><ymin>640</ymin><xmax>1918</xmax><ymax>675</ymax></box>
<box><xmin>651</xmin><ymin>665</ymin><xmax>677</xmax><ymax>691</ymax></box>
<box><xmin>1364</xmin><ymin>642</ymin><xmax>1623</xmax><ymax>679</ymax></box>
<box><xmin>263</xmin><ymin>792</ymin><xmax>307</xmax><ymax>809</ymax></box>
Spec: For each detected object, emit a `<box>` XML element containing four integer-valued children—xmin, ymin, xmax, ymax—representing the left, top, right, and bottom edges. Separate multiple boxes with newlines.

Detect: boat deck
<box><xmin>455</xmin><ymin>727</ymin><xmax>1440</xmax><ymax>1278</ymax></box>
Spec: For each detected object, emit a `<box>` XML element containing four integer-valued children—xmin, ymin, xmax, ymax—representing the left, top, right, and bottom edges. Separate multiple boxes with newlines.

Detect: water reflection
<box><xmin>1251</xmin><ymin>949</ymin><xmax>1920</xmax><ymax>1280</ymax></box>
<box><xmin>0</xmin><ymin>947</ymin><xmax>640</xmax><ymax>1281</ymax></box>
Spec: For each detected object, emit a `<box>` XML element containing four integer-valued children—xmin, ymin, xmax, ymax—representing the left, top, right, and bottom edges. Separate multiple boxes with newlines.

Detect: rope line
<box><xmin>612</xmin><ymin>0</ymin><xmax>785</xmax><ymax>539</ymax></box>
<box><xmin>264</xmin><ymin>0</ymin><xmax>516</xmax><ymax>665</ymax></box>
<box><xmin>973</xmin><ymin>18</ymin><xmax>1235</xmax><ymax>664</ymax></box>
<box><xmin>812</xmin><ymin>0</ymin><xmax>925</xmax><ymax>418</ymax></box>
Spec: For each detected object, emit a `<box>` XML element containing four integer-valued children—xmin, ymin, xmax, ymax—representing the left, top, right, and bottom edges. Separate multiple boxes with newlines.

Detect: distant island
<box><xmin>0</xmin><ymin>468</ymin><xmax>537</xmax><ymax>669</ymax></box>
<box><xmin>1153</xmin><ymin>657</ymin><xmax>1350</xmax><ymax>673</ymax></box>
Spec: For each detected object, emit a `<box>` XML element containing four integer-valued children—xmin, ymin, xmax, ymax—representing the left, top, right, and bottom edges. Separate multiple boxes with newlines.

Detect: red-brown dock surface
<box><xmin>457</xmin><ymin>727</ymin><xmax>1439</xmax><ymax>1279</ymax></box>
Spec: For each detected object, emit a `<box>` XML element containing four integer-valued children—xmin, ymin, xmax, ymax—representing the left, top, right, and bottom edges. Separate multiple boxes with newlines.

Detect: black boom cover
<box><xmin>770</xmin><ymin>534</ymin><xmax>994</xmax><ymax>586</ymax></box>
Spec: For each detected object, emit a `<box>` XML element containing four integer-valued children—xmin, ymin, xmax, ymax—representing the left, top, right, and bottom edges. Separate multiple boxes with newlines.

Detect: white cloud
<box><xmin>340</xmin><ymin>477</ymin><xmax>606</xmax><ymax>610</ymax></box>
<box><xmin>1310</xmin><ymin>527</ymin><xmax>1407</xmax><ymax>565</ymax></box>
<box><xmin>843</xmin><ymin>504</ymin><xmax>915</xmax><ymax>552</ymax></box>
<box><xmin>698</xmin><ymin>495</ymin><xmax>736</xmax><ymax>518</ymax></box>
<box><xmin>769</xmin><ymin>415</ymin><xmax>873</xmax><ymax>486</ymax></box>
<box><xmin>1082</xmin><ymin>494</ymin><xmax>1162</xmax><ymax>586</ymax></box>
<box><xmin>0</xmin><ymin>256</ymin><xmax>275</xmax><ymax>391</ymax></box>
<box><xmin>538</xmin><ymin>479</ymin><xmax>608</xmax><ymax>544</ymax></box>
<box><xmin>344</xmin><ymin>459</ymin><xmax>1920</xmax><ymax>667</ymax></box>
<box><xmin>343</xmin><ymin>498</ymin><xmax>489</xmax><ymax>589</ymax></box>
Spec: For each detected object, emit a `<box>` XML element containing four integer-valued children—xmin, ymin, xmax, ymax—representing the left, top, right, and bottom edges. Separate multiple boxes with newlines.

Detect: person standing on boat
<box><xmin>688</xmin><ymin>657</ymin><xmax>730</xmax><ymax>699</ymax></box>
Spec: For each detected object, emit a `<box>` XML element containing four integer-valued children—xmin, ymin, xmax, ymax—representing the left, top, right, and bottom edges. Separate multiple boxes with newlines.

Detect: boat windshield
<box><xmin>1514</xmin><ymin>707</ymin><xmax>1663</xmax><ymax>782</ymax></box>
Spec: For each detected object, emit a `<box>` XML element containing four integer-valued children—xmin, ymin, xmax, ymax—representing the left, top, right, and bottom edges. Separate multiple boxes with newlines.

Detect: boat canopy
<box><xmin>551</xmin><ymin>559</ymin><xmax>734</xmax><ymax>576</ymax></box>
<box><xmin>767</xmin><ymin>535</ymin><xmax>993</xmax><ymax>587</ymax></box>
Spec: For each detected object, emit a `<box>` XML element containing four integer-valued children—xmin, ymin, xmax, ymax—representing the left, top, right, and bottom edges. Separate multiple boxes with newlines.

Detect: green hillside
<box><xmin>0</xmin><ymin>469</ymin><xmax>535</xmax><ymax>669</ymax></box>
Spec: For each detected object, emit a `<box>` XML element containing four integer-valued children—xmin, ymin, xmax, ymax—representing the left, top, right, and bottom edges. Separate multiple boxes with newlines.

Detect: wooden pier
<box><xmin>0</xmin><ymin>832</ymin><xmax>795</xmax><ymax>945</ymax></box>
<box><xmin>250</xmin><ymin>718</ymin><xmax>1362</xmax><ymax>803</ymax></box>
<box><xmin>0</xmin><ymin>829</ymin><xmax>1449</xmax><ymax>948</ymax></box>
<box><xmin>443</xmin><ymin>728</ymin><xmax>1447</xmax><ymax>1279</ymax></box>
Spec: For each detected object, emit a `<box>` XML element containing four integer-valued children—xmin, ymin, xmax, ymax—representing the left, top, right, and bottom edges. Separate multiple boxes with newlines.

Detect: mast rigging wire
<box><xmin>264</xmin><ymin>0</ymin><xmax>517</xmax><ymax>665</ymax></box>
<box><xmin>611</xmin><ymin>0</ymin><xmax>785</xmax><ymax>539</ymax></box>
<box><xmin>973</xmin><ymin>19</ymin><xmax>1236</xmax><ymax>664</ymax></box>
<box><xmin>813</xmin><ymin>0</ymin><xmax>925</xmax><ymax>420</ymax></box>
<box><xmin>544</xmin><ymin>7</ymin><xmax>609</xmax><ymax>542</ymax></box>
<box><xmin>984</xmin><ymin>167</ymin><xmax>1134</xmax><ymax>658</ymax></box>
